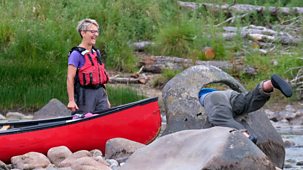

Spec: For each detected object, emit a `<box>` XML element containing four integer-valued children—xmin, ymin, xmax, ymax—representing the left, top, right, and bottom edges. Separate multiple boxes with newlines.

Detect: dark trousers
<box><xmin>75</xmin><ymin>86</ymin><xmax>109</xmax><ymax>114</ymax></box>
<box><xmin>203</xmin><ymin>83</ymin><xmax>271</xmax><ymax>130</ymax></box>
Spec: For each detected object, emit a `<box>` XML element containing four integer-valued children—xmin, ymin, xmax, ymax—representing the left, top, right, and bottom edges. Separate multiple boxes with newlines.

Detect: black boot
<box><xmin>271</xmin><ymin>74</ymin><xmax>292</xmax><ymax>97</ymax></box>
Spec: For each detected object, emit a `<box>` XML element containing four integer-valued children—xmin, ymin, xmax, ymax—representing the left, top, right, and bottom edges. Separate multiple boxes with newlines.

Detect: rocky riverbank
<box><xmin>0</xmin><ymin>68</ymin><xmax>302</xmax><ymax>169</ymax></box>
<box><xmin>0</xmin><ymin>98</ymin><xmax>302</xmax><ymax>169</ymax></box>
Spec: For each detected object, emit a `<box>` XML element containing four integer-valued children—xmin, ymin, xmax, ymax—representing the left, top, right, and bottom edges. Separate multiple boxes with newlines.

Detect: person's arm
<box><xmin>67</xmin><ymin>65</ymin><xmax>79</xmax><ymax>112</ymax></box>
<box><xmin>230</xmin><ymin>83</ymin><xmax>270</xmax><ymax>116</ymax></box>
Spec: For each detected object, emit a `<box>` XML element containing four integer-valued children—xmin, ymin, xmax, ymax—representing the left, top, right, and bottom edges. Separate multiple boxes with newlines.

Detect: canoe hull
<box><xmin>0</xmin><ymin>98</ymin><xmax>161</xmax><ymax>163</ymax></box>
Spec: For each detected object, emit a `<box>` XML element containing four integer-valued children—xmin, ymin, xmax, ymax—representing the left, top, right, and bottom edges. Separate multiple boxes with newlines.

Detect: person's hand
<box><xmin>67</xmin><ymin>101</ymin><xmax>79</xmax><ymax>112</ymax></box>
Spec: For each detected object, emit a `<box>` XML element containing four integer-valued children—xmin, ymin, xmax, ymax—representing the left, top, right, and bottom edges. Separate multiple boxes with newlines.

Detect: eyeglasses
<box><xmin>84</xmin><ymin>30</ymin><xmax>99</xmax><ymax>34</ymax></box>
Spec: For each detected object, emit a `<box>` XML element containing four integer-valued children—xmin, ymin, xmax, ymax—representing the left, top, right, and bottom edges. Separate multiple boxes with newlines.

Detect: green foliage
<box><xmin>0</xmin><ymin>0</ymin><xmax>302</xmax><ymax>110</ymax></box>
<box><xmin>241</xmin><ymin>53</ymin><xmax>303</xmax><ymax>90</ymax></box>
<box><xmin>107</xmin><ymin>86</ymin><xmax>145</xmax><ymax>107</ymax></box>
<box><xmin>0</xmin><ymin>60</ymin><xmax>66</xmax><ymax>110</ymax></box>
<box><xmin>200</xmin><ymin>0</ymin><xmax>303</xmax><ymax>6</ymax></box>
<box><xmin>0</xmin><ymin>0</ymin><xmax>162</xmax><ymax>110</ymax></box>
<box><xmin>152</xmin><ymin>12</ymin><xmax>227</xmax><ymax>60</ymax></box>
<box><xmin>154</xmin><ymin>21</ymin><xmax>197</xmax><ymax>57</ymax></box>
<box><xmin>0</xmin><ymin>22</ymin><xmax>13</xmax><ymax>52</ymax></box>
<box><xmin>152</xmin><ymin>69</ymin><xmax>181</xmax><ymax>88</ymax></box>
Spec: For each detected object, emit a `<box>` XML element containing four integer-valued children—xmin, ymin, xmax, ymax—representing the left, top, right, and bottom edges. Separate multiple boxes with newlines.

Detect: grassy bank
<box><xmin>0</xmin><ymin>0</ymin><xmax>302</xmax><ymax>111</ymax></box>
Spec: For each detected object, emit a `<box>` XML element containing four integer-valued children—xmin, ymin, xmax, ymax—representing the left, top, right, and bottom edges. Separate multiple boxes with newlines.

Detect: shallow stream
<box><xmin>275</xmin><ymin>124</ymin><xmax>303</xmax><ymax>169</ymax></box>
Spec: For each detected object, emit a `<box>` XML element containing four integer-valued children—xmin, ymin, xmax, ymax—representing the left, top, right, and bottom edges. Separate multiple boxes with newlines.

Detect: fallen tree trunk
<box><xmin>137</xmin><ymin>53</ymin><xmax>258</xmax><ymax>75</ymax></box>
<box><xmin>222</xmin><ymin>25</ymin><xmax>300</xmax><ymax>45</ymax></box>
<box><xmin>177</xmin><ymin>1</ymin><xmax>303</xmax><ymax>16</ymax></box>
<box><xmin>109</xmin><ymin>77</ymin><xmax>148</xmax><ymax>84</ymax></box>
<box><xmin>137</xmin><ymin>54</ymin><xmax>232</xmax><ymax>73</ymax></box>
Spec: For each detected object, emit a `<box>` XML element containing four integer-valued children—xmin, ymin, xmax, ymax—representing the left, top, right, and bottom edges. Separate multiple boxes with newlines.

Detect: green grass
<box><xmin>152</xmin><ymin>69</ymin><xmax>182</xmax><ymax>88</ymax></box>
<box><xmin>107</xmin><ymin>86</ymin><xmax>145</xmax><ymax>107</ymax></box>
<box><xmin>0</xmin><ymin>0</ymin><xmax>302</xmax><ymax>111</ymax></box>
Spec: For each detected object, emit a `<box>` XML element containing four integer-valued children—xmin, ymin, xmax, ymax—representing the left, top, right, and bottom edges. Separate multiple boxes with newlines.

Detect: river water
<box><xmin>275</xmin><ymin>124</ymin><xmax>303</xmax><ymax>169</ymax></box>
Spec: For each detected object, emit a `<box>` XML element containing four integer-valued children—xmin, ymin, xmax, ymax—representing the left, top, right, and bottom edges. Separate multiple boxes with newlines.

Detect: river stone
<box><xmin>70</xmin><ymin>157</ymin><xmax>111</xmax><ymax>170</ymax></box>
<box><xmin>0</xmin><ymin>114</ymin><xmax>6</xmax><ymax>120</ymax></box>
<box><xmin>0</xmin><ymin>160</ymin><xmax>9</xmax><ymax>170</ymax></box>
<box><xmin>33</xmin><ymin>98</ymin><xmax>71</xmax><ymax>119</ymax></box>
<box><xmin>105</xmin><ymin>138</ymin><xmax>145</xmax><ymax>163</ymax></box>
<box><xmin>120</xmin><ymin>127</ymin><xmax>276</xmax><ymax>170</ymax></box>
<box><xmin>47</xmin><ymin>146</ymin><xmax>72</xmax><ymax>166</ymax></box>
<box><xmin>6</xmin><ymin>112</ymin><xmax>31</xmax><ymax>120</ymax></box>
<box><xmin>11</xmin><ymin>152</ymin><xmax>51</xmax><ymax>169</ymax></box>
<box><xmin>90</xmin><ymin>149</ymin><xmax>103</xmax><ymax>157</ymax></box>
<box><xmin>58</xmin><ymin>150</ymin><xmax>92</xmax><ymax>168</ymax></box>
<box><xmin>161</xmin><ymin>64</ymin><xmax>285</xmax><ymax>168</ymax></box>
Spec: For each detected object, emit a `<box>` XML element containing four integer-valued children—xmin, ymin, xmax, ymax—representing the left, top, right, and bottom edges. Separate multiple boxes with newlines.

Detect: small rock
<box><xmin>0</xmin><ymin>160</ymin><xmax>9</xmax><ymax>170</ymax></box>
<box><xmin>11</xmin><ymin>152</ymin><xmax>51</xmax><ymax>170</ymax></box>
<box><xmin>283</xmin><ymin>140</ymin><xmax>295</xmax><ymax>148</ymax></box>
<box><xmin>94</xmin><ymin>156</ymin><xmax>109</xmax><ymax>166</ymax></box>
<box><xmin>283</xmin><ymin>164</ymin><xmax>293</xmax><ymax>168</ymax></box>
<box><xmin>59</xmin><ymin>150</ymin><xmax>92</xmax><ymax>168</ymax></box>
<box><xmin>297</xmin><ymin>161</ymin><xmax>303</xmax><ymax>166</ymax></box>
<box><xmin>107</xmin><ymin>159</ymin><xmax>119</xmax><ymax>168</ymax></box>
<box><xmin>72</xmin><ymin>150</ymin><xmax>92</xmax><ymax>158</ymax></box>
<box><xmin>286</xmin><ymin>159</ymin><xmax>297</xmax><ymax>163</ymax></box>
<box><xmin>90</xmin><ymin>149</ymin><xmax>103</xmax><ymax>157</ymax></box>
<box><xmin>71</xmin><ymin>157</ymin><xmax>111</xmax><ymax>170</ymax></box>
<box><xmin>6</xmin><ymin>112</ymin><xmax>26</xmax><ymax>120</ymax></box>
<box><xmin>280</xmin><ymin>119</ymin><xmax>289</xmax><ymax>123</ymax></box>
<box><xmin>105</xmin><ymin>138</ymin><xmax>145</xmax><ymax>163</ymax></box>
<box><xmin>0</xmin><ymin>114</ymin><xmax>6</xmax><ymax>120</ymax></box>
<box><xmin>264</xmin><ymin>109</ymin><xmax>276</xmax><ymax>120</ymax></box>
<box><xmin>33</xmin><ymin>98</ymin><xmax>71</xmax><ymax>119</ymax></box>
<box><xmin>47</xmin><ymin>146</ymin><xmax>72</xmax><ymax>166</ymax></box>
<box><xmin>285</xmin><ymin>105</ymin><xmax>296</xmax><ymax>112</ymax></box>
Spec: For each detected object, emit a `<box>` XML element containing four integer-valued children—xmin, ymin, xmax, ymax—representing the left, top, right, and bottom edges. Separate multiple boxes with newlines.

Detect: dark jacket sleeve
<box><xmin>230</xmin><ymin>84</ymin><xmax>270</xmax><ymax>116</ymax></box>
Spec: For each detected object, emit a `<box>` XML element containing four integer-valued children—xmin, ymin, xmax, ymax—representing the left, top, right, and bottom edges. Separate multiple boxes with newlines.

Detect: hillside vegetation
<box><xmin>0</xmin><ymin>0</ymin><xmax>302</xmax><ymax>111</ymax></box>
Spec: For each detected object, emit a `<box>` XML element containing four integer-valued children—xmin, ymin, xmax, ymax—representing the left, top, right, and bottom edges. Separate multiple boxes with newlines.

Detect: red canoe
<box><xmin>0</xmin><ymin>97</ymin><xmax>161</xmax><ymax>163</ymax></box>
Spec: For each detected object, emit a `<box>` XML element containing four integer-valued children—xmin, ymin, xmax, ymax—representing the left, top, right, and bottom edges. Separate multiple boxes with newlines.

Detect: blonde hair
<box><xmin>76</xmin><ymin>18</ymin><xmax>99</xmax><ymax>37</ymax></box>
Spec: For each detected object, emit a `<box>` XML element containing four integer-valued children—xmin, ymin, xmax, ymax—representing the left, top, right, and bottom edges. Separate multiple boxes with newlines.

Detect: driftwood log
<box><xmin>137</xmin><ymin>53</ymin><xmax>257</xmax><ymax>76</ymax></box>
<box><xmin>137</xmin><ymin>54</ymin><xmax>232</xmax><ymax>73</ymax></box>
<box><xmin>132</xmin><ymin>24</ymin><xmax>300</xmax><ymax>55</ymax></box>
<box><xmin>109</xmin><ymin>77</ymin><xmax>148</xmax><ymax>84</ymax></box>
<box><xmin>177</xmin><ymin>1</ymin><xmax>303</xmax><ymax>16</ymax></box>
<box><xmin>223</xmin><ymin>25</ymin><xmax>300</xmax><ymax>45</ymax></box>
<box><xmin>108</xmin><ymin>66</ymin><xmax>149</xmax><ymax>84</ymax></box>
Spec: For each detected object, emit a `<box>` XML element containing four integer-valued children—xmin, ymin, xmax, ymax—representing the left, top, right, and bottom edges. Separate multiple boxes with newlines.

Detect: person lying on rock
<box><xmin>198</xmin><ymin>74</ymin><xmax>292</xmax><ymax>143</ymax></box>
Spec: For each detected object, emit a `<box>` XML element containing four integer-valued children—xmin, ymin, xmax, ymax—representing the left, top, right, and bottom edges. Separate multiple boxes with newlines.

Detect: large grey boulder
<box><xmin>161</xmin><ymin>65</ymin><xmax>285</xmax><ymax>168</ymax></box>
<box><xmin>162</xmin><ymin>64</ymin><xmax>245</xmax><ymax>134</ymax></box>
<box><xmin>33</xmin><ymin>98</ymin><xmax>71</xmax><ymax>119</ymax></box>
<box><xmin>119</xmin><ymin>127</ymin><xmax>276</xmax><ymax>170</ymax></box>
